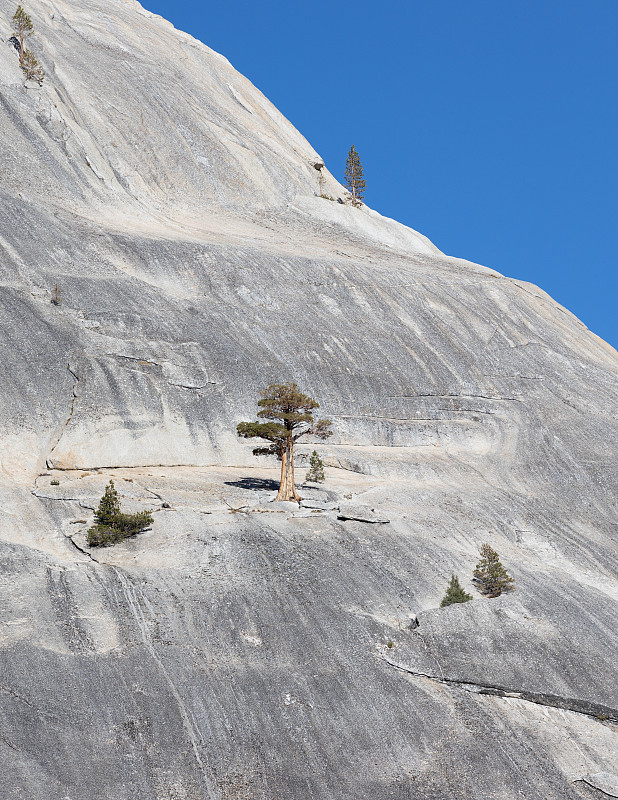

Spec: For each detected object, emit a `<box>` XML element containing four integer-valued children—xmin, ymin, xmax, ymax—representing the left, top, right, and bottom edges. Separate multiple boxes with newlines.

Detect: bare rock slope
<box><xmin>0</xmin><ymin>1</ymin><xmax>617</xmax><ymax>798</ymax></box>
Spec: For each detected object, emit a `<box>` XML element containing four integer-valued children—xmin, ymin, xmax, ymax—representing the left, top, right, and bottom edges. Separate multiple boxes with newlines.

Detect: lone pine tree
<box><xmin>12</xmin><ymin>6</ymin><xmax>34</xmax><ymax>66</ymax></box>
<box><xmin>237</xmin><ymin>383</ymin><xmax>332</xmax><ymax>502</ymax></box>
<box><xmin>305</xmin><ymin>450</ymin><xmax>325</xmax><ymax>483</ymax></box>
<box><xmin>440</xmin><ymin>574</ymin><xmax>473</xmax><ymax>607</ymax></box>
<box><xmin>344</xmin><ymin>145</ymin><xmax>366</xmax><ymax>207</ymax></box>
<box><xmin>473</xmin><ymin>543</ymin><xmax>515</xmax><ymax>598</ymax></box>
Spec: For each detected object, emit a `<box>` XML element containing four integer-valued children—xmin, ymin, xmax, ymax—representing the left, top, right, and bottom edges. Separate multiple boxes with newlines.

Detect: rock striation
<box><xmin>0</xmin><ymin>0</ymin><xmax>617</xmax><ymax>798</ymax></box>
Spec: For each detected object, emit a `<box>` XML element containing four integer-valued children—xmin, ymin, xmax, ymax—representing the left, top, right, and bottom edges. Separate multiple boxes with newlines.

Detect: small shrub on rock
<box><xmin>87</xmin><ymin>480</ymin><xmax>153</xmax><ymax>547</ymax></box>
<box><xmin>440</xmin><ymin>574</ymin><xmax>472</xmax><ymax>607</ymax></box>
<box><xmin>472</xmin><ymin>543</ymin><xmax>515</xmax><ymax>598</ymax></box>
<box><xmin>21</xmin><ymin>48</ymin><xmax>44</xmax><ymax>82</ymax></box>
<box><xmin>305</xmin><ymin>450</ymin><xmax>325</xmax><ymax>483</ymax></box>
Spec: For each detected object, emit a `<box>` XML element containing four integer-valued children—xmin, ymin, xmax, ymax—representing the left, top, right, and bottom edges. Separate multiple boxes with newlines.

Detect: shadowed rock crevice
<box><xmin>574</xmin><ymin>774</ymin><xmax>618</xmax><ymax>798</ymax></box>
<box><xmin>383</xmin><ymin>655</ymin><xmax>618</xmax><ymax>724</ymax></box>
<box><xmin>224</xmin><ymin>477</ymin><xmax>280</xmax><ymax>492</ymax></box>
<box><xmin>46</xmin><ymin>361</ymin><xmax>80</xmax><ymax>469</ymax></box>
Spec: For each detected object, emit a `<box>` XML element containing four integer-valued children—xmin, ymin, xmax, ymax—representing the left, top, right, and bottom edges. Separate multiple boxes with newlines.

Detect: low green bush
<box><xmin>87</xmin><ymin>480</ymin><xmax>153</xmax><ymax>548</ymax></box>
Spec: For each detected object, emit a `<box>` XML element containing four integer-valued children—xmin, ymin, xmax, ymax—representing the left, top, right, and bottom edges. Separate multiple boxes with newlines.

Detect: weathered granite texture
<box><xmin>0</xmin><ymin>0</ymin><xmax>617</xmax><ymax>798</ymax></box>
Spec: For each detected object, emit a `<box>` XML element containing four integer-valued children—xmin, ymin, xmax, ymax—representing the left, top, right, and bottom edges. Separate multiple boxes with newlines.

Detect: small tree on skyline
<box><xmin>344</xmin><ymin>145</ymin><xmax>366</xmax><ymax>207</ymax></box>
<box><xmin>237</xmin><ymin>383</ymin><xmax>333</xmax><ymax>502</ymax></box>
<box><xmin>12</xmin><ymin>5</ymin><xmax>34</xmax><ymax>66</ymax></box>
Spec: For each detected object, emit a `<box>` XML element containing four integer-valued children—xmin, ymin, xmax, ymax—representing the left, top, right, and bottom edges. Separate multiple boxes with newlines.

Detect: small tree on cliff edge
<box><xmin>344</xmin><ymin>145</ymin><xmax>366</xmax><ymax>208</ymax></box>
<box><xmin>12</xmin><ymin>6</ymin><xmax>34</xmax><ymax>66</ymax></box>
<box><xmin>237</xmin><ymin>383</ymin><xmax>333</xmax><ymax>502</ymax></box>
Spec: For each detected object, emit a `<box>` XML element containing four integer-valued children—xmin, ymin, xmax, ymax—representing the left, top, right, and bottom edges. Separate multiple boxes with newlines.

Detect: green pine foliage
<box><xmin>440</xmin><ymin>574</ymin><xmax>473</xmax><ymax>607</ymax></box>
<box><xmin>12</xmin><ymin>5</ymin><xmax>34</xmax><ymax>63</ymax></box>
<box><xmin>344</xmin><ymin>145</ymin><xmax>366</xmax><ymax>207</ymax></box>
<box><xmin>12</xmin><ymin>6</ymin><xmax>44</xmax><ymax>82</ymax></box>
<box><xmin>472</xmin><ymin>543</ymin><xmax>515</xmax><ymax>598</ymax></box>
<box><xmin>87</xmin><ymin>480</ymin><xmax>153</xmax><ymax>547</ymax></box>
<box><xmin>305</xmin><ymin>450</ymin><xmax>325</xmax><ymax>483</ymax></box>
<box><xmin>12</xmin><ymin>5</ymin><xmax>34</xmax><ymax>42</ymax></box>
<box><xmin>21</xmin><ymin>48</ymin><xmax>44</xmax><ymax>82</ymax></box>
<box><xmin>237</xmin><ymin>383</ymin><xmax>325</xmax><ymax>457</ymax></box>
<box><xmin>237</xmin><ymin>383</ymin><xmax>333</xmax><ymax>502</ymax></box>
<box><xmin>93</xmin><ymin>479</ymin><xmax>121</xmax><ymax>525</ymax></box>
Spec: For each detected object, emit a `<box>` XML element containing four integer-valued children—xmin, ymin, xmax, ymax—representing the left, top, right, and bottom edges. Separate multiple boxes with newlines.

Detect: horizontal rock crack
<box><xmin>385</xmin><ymin>394</ymin><xmax>522</xmax><ymax>402</ymax></box>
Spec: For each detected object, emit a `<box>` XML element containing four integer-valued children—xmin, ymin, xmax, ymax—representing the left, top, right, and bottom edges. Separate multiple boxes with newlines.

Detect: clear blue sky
<box><xmin>143</xmin><ymin>0</ymin><xmax>618</xmax><ymax>350</ymax></box>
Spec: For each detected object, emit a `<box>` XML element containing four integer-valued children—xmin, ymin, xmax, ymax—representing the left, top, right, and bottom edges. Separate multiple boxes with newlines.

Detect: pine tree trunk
<box><xmin>19</xmin><ymin>31</ymin><xmax>24</xmax><ymax>65</ymax></box>
<box><xmin>276</xmin><ymin>437</ymin><xmax>300</xmax><ymax>502</ymax></box>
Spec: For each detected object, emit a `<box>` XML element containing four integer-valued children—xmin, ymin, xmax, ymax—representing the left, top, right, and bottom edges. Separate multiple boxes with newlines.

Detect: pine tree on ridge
<box><xmin>344</xmin><ymin>145</ymin><xmax>366</xmax><ymax>208</ymax></box>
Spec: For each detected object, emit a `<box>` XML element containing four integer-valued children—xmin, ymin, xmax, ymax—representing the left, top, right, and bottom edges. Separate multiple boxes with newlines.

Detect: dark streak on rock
<box><xmin>46</xmin><ymin>362</ymin><xmax>80</xmax><ymax>469</ymax></box>
<box><xmin>383</xmin><ymin>656</ymin><xmax>618</xmax><ymax>724</ymax></box>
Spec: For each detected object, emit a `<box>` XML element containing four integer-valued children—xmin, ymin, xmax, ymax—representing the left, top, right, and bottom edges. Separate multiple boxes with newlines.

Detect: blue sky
<box><xmin>144</xmin><ymin>0</ymin><xmax>618</xmax><ymax>350</ymax></box>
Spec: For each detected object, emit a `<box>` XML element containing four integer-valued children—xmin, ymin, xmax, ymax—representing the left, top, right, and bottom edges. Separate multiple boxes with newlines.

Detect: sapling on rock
<box><xmin>305</xmin><ymin>450</ymin><xmax>325</xmax><ymax>483</ymax></box>
<box><xmin>87</xmin><ymin>480</ymin><xmax>153</xmax><ymax>547</ymax></box>
<box><xmin>440</xmin><ymin>574</ymin><xmax>472</xmax><ymax>607</ymax></box>
<box><xmin>21</xmin><ymin>48</ymin><xmax>44</xmax><ymax>82</ymax></box>
<box><xmin>12</xmin><ymin>5</ymin><xmax>33</xmax><ymax>65</ymax></box>
<box><xmin>472</xmin><ymin>543</ymin><xmax>515</xmax><ymax>598</ymax></box>
<box><xmin>12</xmin><ymin>6</ymin><xmax>44</xmax><ymax>83</ymax></box>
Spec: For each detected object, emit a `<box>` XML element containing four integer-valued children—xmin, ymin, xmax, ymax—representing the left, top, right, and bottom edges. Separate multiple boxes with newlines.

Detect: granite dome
<box><xmin>0</xmin><ymin>1</ymin><xmax>617</xmax><ymax>798</ymax></box>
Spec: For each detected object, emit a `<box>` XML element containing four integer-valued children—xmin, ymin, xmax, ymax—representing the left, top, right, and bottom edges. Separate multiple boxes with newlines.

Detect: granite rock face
<box><xmin>0</xmin><ymin>1</ymin><xmax>617</xmax><ymax>798</ymax></box>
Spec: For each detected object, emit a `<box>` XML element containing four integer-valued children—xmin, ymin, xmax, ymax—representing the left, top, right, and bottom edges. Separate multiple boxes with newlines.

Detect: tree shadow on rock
<box><xmin>224</xmin><ymin>478</ymin><xmax>280</xmax><ymax>492</ymax></box>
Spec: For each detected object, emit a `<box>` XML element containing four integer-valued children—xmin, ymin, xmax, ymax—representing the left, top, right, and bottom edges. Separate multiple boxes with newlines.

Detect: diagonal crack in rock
<box><xmin>382</xmin><ymin>655</ymin><xmax>618</xmax><ymax>724</ymax></box>
<box><xmin>46</xmin><ymin>362</ymin><xmax>80</xmax><ymax>469</ymax></box>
